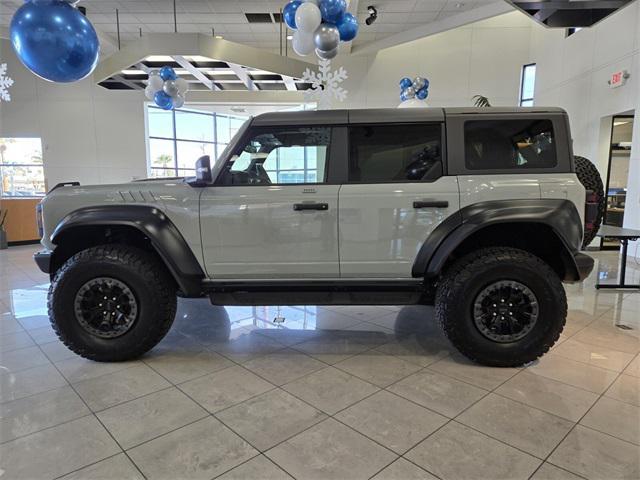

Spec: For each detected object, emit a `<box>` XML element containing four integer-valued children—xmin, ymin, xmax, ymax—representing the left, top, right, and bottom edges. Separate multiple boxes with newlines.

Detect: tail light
<box><xmin>584</xmin><ymin>189</ymin><xmax>598</xmax><ymax>231</ymax></box>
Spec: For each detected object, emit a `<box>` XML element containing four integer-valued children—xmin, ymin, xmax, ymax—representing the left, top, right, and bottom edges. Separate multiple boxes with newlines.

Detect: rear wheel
<box><xmin>435</xmin><ymin>247</ymin><xmax>566</xmax><ymax>367</ymax></box>
<box><xmin>48</xmin><ymin>245</ymin><xmax>177</xmax><ymax>362</ymax></box>
<box><xmin>575</xmin><ymin>155</ymin><xmax>605</xmax><ymax>248</ymax></box>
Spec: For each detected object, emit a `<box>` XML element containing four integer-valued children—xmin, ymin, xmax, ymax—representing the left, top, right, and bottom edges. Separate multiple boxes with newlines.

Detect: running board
<box><xmin>202</xmin><ymin>280</ymin><xmax>426</xmax><ymax>306</ymax></box>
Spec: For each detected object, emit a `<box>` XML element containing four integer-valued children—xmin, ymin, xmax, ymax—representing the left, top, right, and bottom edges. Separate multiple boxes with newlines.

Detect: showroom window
<box><xmin>146</xmin><ymin>106</ymin><xmax>247</xmax><ymax>178</ymax></box>
<box><xmin>225</xmin><ymin>127</ymin><xmax>330</xmax><ymax>185</ymax></box>
<box><xmin>0</xmin><ymin>138</ymin><xmax>46</xmax><ymax>197</ymax></box>
<box><xmin>519</xmin><ymin>63</ymin><xmax>536</xmax><ymax>107</ymax></box>
<box><xmin>464</xmin><ymin>119</ymin><xmax>557</xmax><ymax>170</ymax></box>
<box><xmin>348</xmin><ymin>124</ymin><xmax>442</xmax><ymax>183</ymax></box>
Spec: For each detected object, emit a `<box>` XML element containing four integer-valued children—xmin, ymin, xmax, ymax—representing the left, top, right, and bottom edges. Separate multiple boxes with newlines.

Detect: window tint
<box><xmin>464</xmin><ymin>119</ymin><xmax>557</xmax><ymax>170</ymax></box>
<box><xmin>349</xmin><ymin>124</ymin><xmax>442</xmax><ymax>183</ymax></box>
<box><xmin>226</xmin><ymin>127</ymin><xmax>330</xmax><ymax>185</ymax></box>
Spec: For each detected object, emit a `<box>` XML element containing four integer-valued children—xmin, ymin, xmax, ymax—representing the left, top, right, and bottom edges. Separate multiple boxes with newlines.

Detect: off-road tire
<box><xmin>48</xmin><ymin>245</ymin><xmax>177</xmax><ymax>362</ymax></box>
<box><xmin>435</xmin><ymin>247</ymin><xmax>566</xmax><ymax>367</ymax></box>
<box><xmin>575</xmin><ymin>155</ymin><xmax>605</xmax><ymax>248</ymax></box>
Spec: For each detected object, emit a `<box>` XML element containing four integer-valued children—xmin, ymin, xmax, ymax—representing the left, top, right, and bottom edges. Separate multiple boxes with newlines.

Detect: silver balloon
<box><xmin>314</xmin><ymin>24</ymin><xmax>340</xmax><ymax>52</ymax></box>
<box><xmin>404</xmin><ymin>86</ymin><xmax>416</xmax><ymax>99</ymax></box>
<box><xmin>413</xmin><ymin>76</ymin><xmax>426</xmax><ymax>90</ymax></box>
<box><xmin>316</xmin><ymin>47</ymin><xmax>338</xmax><ymax>60</ymax></box>
<box><xmin>163</xmin><ymin>79</ymin><xmax>179</xmax><ymax>97</ymax></box>
<box><xmin>173</xmin><ymin>94</ymin><xmax>185</xmax><ymax>109</ymax></box>
<box><xmin>175</xmin><ymin>77</ymin><xmax>189</xmax><ymax>95</ymax></box>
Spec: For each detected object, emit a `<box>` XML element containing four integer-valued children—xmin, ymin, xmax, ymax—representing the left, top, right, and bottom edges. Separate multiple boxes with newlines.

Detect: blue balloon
<box><xmin>416</xmin><ymin>87</ymin><xmax>429</xmax><ymax>100</ymax></box>
<box><xmin>154</xmin><ymin>91</ymin><xmax>173</xmax><ymax>110</ymax></box>
<box><xmin>9</xmin><ymin>0</ymin><xmax>100</xmax><ymax>83</ymax></box>
<box><xmin>159</xmin><ymin>66</ymin><xmax>177</xmax><ymax>81</ymax></box>
<box><xmin>400</xmin><ymin>77</ymin><xmax>413</xmax><ymax>90</ymax></box>
<box><xmin>423</xmin><ymin>79</ymin><xmax>430</xmax><ymax>89</ymax></box>
<box><xmin>283</xmin><ymin>1</ymin><xmax>302</xmax><ymax>29</ymax></box>
<box><xmin>400</xmin><ymin>92</ymin><xmax>407</xmax><ymax>102</ymax></box>
<box><xmin>336</xmin><ymin>12</ymin><xmax>358</xmax><ymax>42</ymax></box>
<box><xmin>319</xmin><ymin>0</ymin><xmax>347</xmax><ymax>24</ymax></box>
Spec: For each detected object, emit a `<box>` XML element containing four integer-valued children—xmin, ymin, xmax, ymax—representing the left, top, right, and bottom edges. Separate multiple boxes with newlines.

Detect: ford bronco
<box><xmin>34</xmin><ymin>107</ymin><xmax>600</xmax><ymax>367</ymax></box>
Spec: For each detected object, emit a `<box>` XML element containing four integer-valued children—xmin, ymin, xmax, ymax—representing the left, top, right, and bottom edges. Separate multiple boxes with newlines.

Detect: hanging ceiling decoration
<box><xmin>94</xmin><ymin>33</ymin><xmax>316</xmax><ymax>95</ymax></box>
<box><xmin>507</xmin><ymin>0</ymin><xmax>633</xmax><ymax>28</ymax></box>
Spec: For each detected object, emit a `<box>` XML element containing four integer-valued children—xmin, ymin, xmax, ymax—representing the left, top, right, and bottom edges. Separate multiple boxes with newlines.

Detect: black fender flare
<box><xmin>51</xmin><ymin>205</ymin><xmax>205</xmax><ymax>297</ymax></box>
<box><xmin>412</xmin><ymin>199</ymin><xmax>587</xmax><ymax>281</ymax></box>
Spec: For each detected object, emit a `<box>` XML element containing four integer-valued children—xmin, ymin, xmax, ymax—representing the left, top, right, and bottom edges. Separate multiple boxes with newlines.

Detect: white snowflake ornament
<box><xmin>0</xmin><ymin>63</ymin><xmax>14</xmax><ymax>102</ymax></box>
<box><xmin>301</xmin><ymin>59</ymin><xmax>348</xmax><ymax>110</ymax></box>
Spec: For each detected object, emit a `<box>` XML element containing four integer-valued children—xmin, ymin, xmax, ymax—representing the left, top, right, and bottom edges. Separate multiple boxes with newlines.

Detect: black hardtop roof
<box><xmin>252</xmin><ymin>107</ymin><xmax>567</xmax><ymax>126</ymax></box>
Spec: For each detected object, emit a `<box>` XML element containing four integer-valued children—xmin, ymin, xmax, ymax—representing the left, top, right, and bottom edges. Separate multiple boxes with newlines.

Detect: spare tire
<box><xmin>575</xmin><ymin>156</ymin><xmax>605</xmax><ymax>248</ymax></box>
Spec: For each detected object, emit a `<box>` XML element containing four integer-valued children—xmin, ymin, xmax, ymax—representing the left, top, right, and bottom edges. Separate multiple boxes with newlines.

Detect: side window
<box><xmin>348</xmin><ymin>124</ymin><xmax>442</xmax><ymax>183</ymax></box>
<box><xmin>225</xmin><ymin>127</ymin><xmax>330</xmax><ymax>185</ymax></box>
<box><xmin>464</xmin><ymin>119</ymin><xmax>557</xmax><ymax>170</ymax></box>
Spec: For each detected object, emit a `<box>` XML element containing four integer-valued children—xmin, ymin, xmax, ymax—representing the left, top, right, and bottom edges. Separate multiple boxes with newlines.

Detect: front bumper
<box><xmin>573</xmin><ymin>252</ymin><xmax>594</xmax><ymax>282</ymax></box>
<box><xmin>34</xmin><ymin>249</ymin><xmax>53</xmax><ymax>274</ymax></box>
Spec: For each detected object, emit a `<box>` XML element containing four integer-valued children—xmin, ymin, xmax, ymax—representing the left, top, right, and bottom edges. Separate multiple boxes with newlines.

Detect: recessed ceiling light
<box><xmin>215</xmin><ymin>35</ymin><xmax>223</xmax><ymax>39</ymax></box>
<box><xmin>287</xmin><ymin>35</ymin><xmax>293</xmax><ymax>40</ymax></box>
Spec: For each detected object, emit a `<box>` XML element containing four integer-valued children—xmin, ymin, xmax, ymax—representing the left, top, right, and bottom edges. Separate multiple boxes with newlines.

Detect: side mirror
<box><xmin>195</xmin><ymin>155</ymin><xmax>212</xmax><ymax>183</ymax></box>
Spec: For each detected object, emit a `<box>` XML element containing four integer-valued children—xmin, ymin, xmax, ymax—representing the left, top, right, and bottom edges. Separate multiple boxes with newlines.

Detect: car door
<box><xmin>339</xmin><ymin>122</ymin><xmax>460</xmax><ymax>278</ymax></box>
<box><xmin>200</xmin><ymin>125</ymin><xmax>340</xmax><ymax>279</ymax></box>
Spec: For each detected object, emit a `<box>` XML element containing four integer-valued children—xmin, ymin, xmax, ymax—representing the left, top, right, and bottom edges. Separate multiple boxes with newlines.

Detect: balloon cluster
<box><xmin>10</xmin><ymin>0</ymin><xmax>100</xmax><ymax>83</ymax></box>
<box><xmin>145</xmin><ymin>67</ymin><xmax>189</xmax><ymax>110</ymax></box>
<box><xmin>400</xmin><ymin>76</ymin><xmax>430</xmax><ymax>102</ymax></box>
<box><xmin>283</xmin><ymin>0</ymin><xmax>358</xmax><ymax>60</ymax></box>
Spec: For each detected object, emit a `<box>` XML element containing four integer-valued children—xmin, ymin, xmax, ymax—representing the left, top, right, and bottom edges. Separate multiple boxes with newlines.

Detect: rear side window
<box><xmin>349</xmin><ymin>124</ymin><xmax>442</xmax><ymax>183</ymax></box>
<box><xmin>464</xmin><ymin>119</ymin><xmax>557</xmax><ymax>170</ymax></box>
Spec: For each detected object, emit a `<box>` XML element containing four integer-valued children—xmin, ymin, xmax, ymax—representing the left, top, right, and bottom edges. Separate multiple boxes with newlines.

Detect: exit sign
<box><xmin>609</xmin><ymin>70</ymin><xmax>629</xmax><ymax>88</ymax></box>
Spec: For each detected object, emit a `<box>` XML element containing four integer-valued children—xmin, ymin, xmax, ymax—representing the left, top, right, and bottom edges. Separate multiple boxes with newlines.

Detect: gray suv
<box><xmin>34</xmin><ymin>107</ymin><xmax>599</xmax><ymax>367</ymax></box>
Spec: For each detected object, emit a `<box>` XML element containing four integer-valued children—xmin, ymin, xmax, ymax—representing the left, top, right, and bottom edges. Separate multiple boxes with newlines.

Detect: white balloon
<box><xmin>292</xmin><ymin>30</ymin><xmax>316</xmax><ymax>56</ymax></box>
<box><xmin>145</xmin><ymin>85</ymin><xmax>156</xmax><ymax>100</ymax></box>
<box><xmin>295</xmin><ymin>2</ymin><xmax>322</xmax><ymax>33</ymax></box>
<box><xmin>398</xmin><ymin>99</ymin><xmax>429</xmax><ymax>109</ymax></box>
<box><xmin>175</xmin><ymin>77</ymin><xmax>189</xmax><ymax>95</ymax></box>
<box><xmin>173</xmin><ymin>94</ymin><xmax>185</xmax><ymax>109</ymax></box>
<box><xmin>148</xmin><ymin>75</ymin><xmax>164</xmax><ymax>91</ymax></box>
<box><xmin>304</xmin><ymin>0</ymin><xmax>319</xmax><ymax>4</ymax></box>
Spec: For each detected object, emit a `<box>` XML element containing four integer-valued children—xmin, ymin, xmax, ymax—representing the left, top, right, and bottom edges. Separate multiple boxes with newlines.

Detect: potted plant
<box><xmin>472</xmin><ymin>95</ymin><xmax>492</xmax><ymax>107</ymax></box>
<box><xmin>0</xmin><ymin>209</ymin><xmax>7</xmax><ymax>249</ymax></box>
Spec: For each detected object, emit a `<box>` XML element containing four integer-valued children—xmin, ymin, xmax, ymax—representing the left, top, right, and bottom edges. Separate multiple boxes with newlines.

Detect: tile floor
<box><xmin>1</xmin><ymin>245</ymin><xmax>639</xmax><ymax>480</ymax></box>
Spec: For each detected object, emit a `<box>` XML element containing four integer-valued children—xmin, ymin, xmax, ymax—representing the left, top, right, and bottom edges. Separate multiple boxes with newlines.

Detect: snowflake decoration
<box><xmin>301</xmin><ymin>59</ymin><xmax>348</xmax><ymax>110</ymax></box>
<box><xmin>0</xmin><ymin>63</ymin><xmax>14</xmax><ymax>102</ymax></box>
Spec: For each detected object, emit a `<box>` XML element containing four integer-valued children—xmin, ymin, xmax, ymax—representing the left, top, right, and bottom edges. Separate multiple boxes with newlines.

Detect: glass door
<box><xmin>601</xmin><ymin>115</ymin><xmax>634</xmax><ymax>249</ymax></box>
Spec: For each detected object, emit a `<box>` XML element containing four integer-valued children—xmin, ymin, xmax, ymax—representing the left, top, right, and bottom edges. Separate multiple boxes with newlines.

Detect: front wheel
<box><xmin>48</xmin><ymin>245</ymin><xmax>177</xmax><ymax>362</ymax></box>
<box><xmin>435</xmin><ymin>247</ymin><xmax>566</xmax><ymax>367</ymax></box>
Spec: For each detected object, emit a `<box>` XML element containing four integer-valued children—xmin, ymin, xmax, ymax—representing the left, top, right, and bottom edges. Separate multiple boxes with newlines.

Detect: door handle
<box><xmin>293</xmin><ymin>203</ymin><xmax>329</xmax><ymax>211</ymax></box>
<box><xmin>413</xmin><ymin>200</ymin><xmax>449</xmax><ymax>209</ymax></box>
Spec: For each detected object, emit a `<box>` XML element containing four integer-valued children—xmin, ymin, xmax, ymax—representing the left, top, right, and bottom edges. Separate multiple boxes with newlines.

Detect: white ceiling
<box><xmin>1</xmin><ymin>0</ymin><xmax>499</xmax><ymax>55</ymax></box>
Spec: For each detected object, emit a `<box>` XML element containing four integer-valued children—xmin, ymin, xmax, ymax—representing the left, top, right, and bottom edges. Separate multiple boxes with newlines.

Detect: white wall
<box><xmin>528</xmin><ymin>1</ymin><xmax>640</xmax><ymax>256</ymax></box>
<box><xmin>337</xmin><ymin>11</ymin><xmax>534</xmax><ymax>109</ymax></box>
<box><xmin>0</xmin><ymin>39</ymin><xmax>147</xmax><ymax>188</ymax></box>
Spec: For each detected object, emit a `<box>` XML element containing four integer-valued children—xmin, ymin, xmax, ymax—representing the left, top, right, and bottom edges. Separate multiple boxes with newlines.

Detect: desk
<box><xmin>0</xmin><ymin>198</ymin><xmax>41</xmax><ymax>244</ymax></box>
<box><xmin>596</xmin><ymin>225</ymin><xmax>640</xmax><ymax>290</ymax></box>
